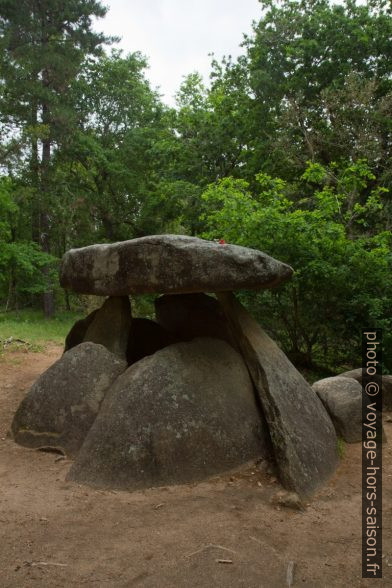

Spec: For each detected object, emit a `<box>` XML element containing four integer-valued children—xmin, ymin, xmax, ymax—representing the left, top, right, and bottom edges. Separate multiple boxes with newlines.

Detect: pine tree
<box><xmin>0</xmin><ymin>0</ymin><xmax>110</xmax><ymax>316</ymax></box>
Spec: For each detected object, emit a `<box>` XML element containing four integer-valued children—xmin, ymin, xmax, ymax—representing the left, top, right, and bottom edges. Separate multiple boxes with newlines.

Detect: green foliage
<box><xmin>0</xmin><ymin>309</ymin><xmax>83</xmax><ymax>346</ymax></box>
<box><xmin>0</xmin><ymin>0</ymin><xmax>111</xmax><ymax>316</ymax></box>
<box><xmin>0</xmin><ymin>0</ymin><xmax>390</xmax><ymax>375</ymax></box>
<box><xmin>131</xmin><ymin>295</ymin><xmax>156</xmax><ymax>320</ymax></box>
<box><xmin>0</xmin><ymin>178</ymin><xmax>57</xmax><ymax>307</ymax></box>
<box><xmin>55</xmin><ymin>50</ymin><xmax>171</xmax><ymax>244</ymax></box>
<box><xmin>0</xmin><ymin>177</ymin><xmax>17</xmax><ymax>239</ymax></box>
<box><xmin>240</xmin><ymin>0</ymin><xmax>392</xmax><ymax>180</ymax></box>
<box><xmin>337</xmin><ymin>438</ymin><xmax>345</xmax><ymax>460</ymax></box>
<box><xmin>201</xmin><ymin>161</ymin><xmax>392</xmax><ymax>371</ymax></box>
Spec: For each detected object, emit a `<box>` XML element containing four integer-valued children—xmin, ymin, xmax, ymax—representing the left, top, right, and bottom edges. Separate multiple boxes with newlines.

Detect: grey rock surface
<box><xmin>12</xmin><ymin>343</ymin><xmax>127</xmax><ymax>457</ymax></box>
<box><xmin>217</xmin><ymin>292</ymin><xmax>339</xmax><ymax>498</ymax></box>
<box><xmin>312</xmin><ymin>376</ymin><xmax>363</xmax><ymax>442</ymax></box>
<box><xmin>339</xmin><ymin>368</ymin><xmax>392</xmax><ymax>411</ymax></box>
<box><xmin>64</xmin><ymin>308</ymin><xmax>98</xmax><ymax>352</ymax></box>
<box><xmin>339</xmin><ymin>368</ymin><xmax>363</xmax><ymax>381</ymax></box>
<box><xmin>83</xmin><ymin>296</ymin><xmax>132</xmax><ymax>359</ymax></box>
<box><xmin>60</xmin><ymin>235</ymin><xmax>293</xmax><ymax>295</ymax></box>
<box><xmin>67</xmin><ymin>338</ymin><xmax>270</xmax><ymax>490</ymax></box>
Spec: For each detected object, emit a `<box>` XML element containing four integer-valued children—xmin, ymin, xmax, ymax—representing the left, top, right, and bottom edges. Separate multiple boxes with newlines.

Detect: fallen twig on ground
<box><xmin>186</xmin><ymin>543</ymin><xmax>237</xmax><ymax>558</ymax></box>
<box><xmin>24</xmin><ymin>561</ymin><xmax>68</xmax><ymax>568</ymax></box>
<box><xmin>286</xmin><ymin>560</ymin><xmax>295</xmax><ymax>587</ymax></box>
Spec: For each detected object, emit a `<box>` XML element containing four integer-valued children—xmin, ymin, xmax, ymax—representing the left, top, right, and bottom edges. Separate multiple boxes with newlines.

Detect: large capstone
<box><xmin>11</xmin><ymin>343</ymin><xmax>127</xmax><ymax>457</ymax></box>
<box><xmin>67</xmin><ymin>338</ymin><xmax>270</xmax><ymax>490</ymax></box>
<box><xmin>217</xmin><ymin>292</ymin><xmax>339</xmax><ymax>498</ymax></box>
<box><xmin>59</xmin><ymin>235</ymin><xmax>293</xmax><ymax>296</ymax></box>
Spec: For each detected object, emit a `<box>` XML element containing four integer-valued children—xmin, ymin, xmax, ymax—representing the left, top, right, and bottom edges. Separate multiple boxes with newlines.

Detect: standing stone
<box><xmin>67</xmin><ymin>338</ymin><xmax>270</xmax><ymax>490</ymax></box>
<box><xmin>83</xmin><ymin>296</ymin><xmax>132</xmax><ymax>359</ymax></box>
<box><xmin>11</xmin><ymin>343</ymin><xmax>127</xmax><ymax>457</ymax></box>
<box><xmin>217</xmin><ymin>292</ymin><xmax>339</xmax><ymax>498</ymax></box>
<box><xmin>64</xmin><ymin>309</ymin><xmax>99</xmax><ymax>352</ymax></box>
<box><xmin>59</xmin><ymin>235</ymin><xmax>293</xmax><ymax>295</ymax></box>
<box><xmin>312</xmin><ymin>377</ymin><xmax>363</xmax><ymax>442</ymax></box>
<box><xmin>155</xmin><ymin>293</ymin><xmax>236</xmax><ymax>347</ymax></box>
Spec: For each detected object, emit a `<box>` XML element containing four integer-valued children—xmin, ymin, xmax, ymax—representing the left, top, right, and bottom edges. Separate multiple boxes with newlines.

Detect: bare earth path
<box><xmin>0</xmin><ymin>346</ymin><xmax>391</xmax><ymax>587</ymax></box>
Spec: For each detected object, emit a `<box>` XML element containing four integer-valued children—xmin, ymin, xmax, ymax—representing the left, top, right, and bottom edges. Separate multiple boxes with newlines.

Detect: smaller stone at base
<box><xmin>11</xmin><ymin>342</ymin><xmax>127</xmax><ymax>457</ymax></box>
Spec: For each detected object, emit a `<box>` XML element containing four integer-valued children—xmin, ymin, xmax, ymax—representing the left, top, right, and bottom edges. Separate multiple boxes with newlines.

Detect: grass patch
<box><xmin>337</xmin><ymin>438</ymin><xmax>345</xmax><ymax>459</ymax></box>
<box><xmin>0</xmin><ymin>309</ymin><xmax>83</xmax><ymax>349</ymax></box>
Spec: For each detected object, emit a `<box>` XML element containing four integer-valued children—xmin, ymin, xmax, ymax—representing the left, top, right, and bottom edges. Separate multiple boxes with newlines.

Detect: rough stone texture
<box><xmin>59</xmin><ymin>235</ymin><xmax>293</xmax><ymax>295</ymax></box>
<box><xmin>67</xmin><ymin>338</ymin><xmax>270</xmax><ymax>490</ymax></box>
<box><xmin>11</xmin><ymin>343</ymin><xmax>127</xmax><ymax>457</ymax></box>
<box><xmin>155</xmin><ymin>293</ymin><xmax>236</xmax><ymax>347</ymax></box>
<box><xmin>339</xmin><ymin>368</ymin><xmax>392</xmax><ymax>411</ymax></box>
<box><xmin>339</xmin><ymin>368</ymin><xmax>363</xmax><ymax>381</ymax></box>
<box><xmin>312</xmin><ymin>377</ymin><xmax>363</xmax><ymax>442</ymax></box>
<box><xmin>217</xmin><ymin>292</ymin><xmax>339</xmax><ymax>498</ymax></box>
<box><xmin>64</xmin><ymin>309</ymin><xmax>98</xmax><ymax>352</ymax></box>
<box><xmin>83</xmin><ymin>296</ymin><xmax>132</xmax><ymax>359</ymax></box>
<box><xmin>126</xmin><ymin>318</ymin><xmax>178</xmax><ymax>365</ymax></box>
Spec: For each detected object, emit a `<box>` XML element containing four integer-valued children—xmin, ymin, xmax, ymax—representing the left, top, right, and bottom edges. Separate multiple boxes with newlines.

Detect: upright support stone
<box><xmin>64</xmin><ymin>308</ymin><xmax>99</xmax><ymax>352</ymax></box>
<box><xmin>83</xmin><ymin>296</ymin><xmax>132</xmax><ymax>359</ymax></box>
<box><xmin>217</xmin><ymin>292</ymin><xmax>339</xmax><ymax>498</ymax></box>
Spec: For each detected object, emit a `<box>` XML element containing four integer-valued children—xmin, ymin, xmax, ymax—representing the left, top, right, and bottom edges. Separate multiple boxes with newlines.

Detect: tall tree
<box><xmin>0</xmin><ymin>0</ymin><xmax>110</xmax><ymax>316</ymax></box>
<box><xmin>59</xmin><ymin>50</ymin><xmax>168</xmax><ymax>244</ymax></box>
<box><xmin>201</xmin><ymin>163</ymin><xmax>392</xmax><ymax>371</ymax></box>
<box><xmin>243</xmin><ymin>0</ymin><xmax>392</xmax><ymax>180</ymax></box>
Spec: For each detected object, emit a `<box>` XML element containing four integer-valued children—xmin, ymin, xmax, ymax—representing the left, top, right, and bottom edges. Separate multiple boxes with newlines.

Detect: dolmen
<box><xmin>11</xmin><ymin>235</ymin><xmax>340</xmax><ymax>498</ymax></box>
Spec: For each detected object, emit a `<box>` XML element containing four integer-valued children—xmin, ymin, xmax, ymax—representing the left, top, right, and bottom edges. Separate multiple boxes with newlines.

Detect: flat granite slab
<box><xmin>59</xmin><ymin>235</ymin><xmax>293</xmax><ymax>296</ymax></box>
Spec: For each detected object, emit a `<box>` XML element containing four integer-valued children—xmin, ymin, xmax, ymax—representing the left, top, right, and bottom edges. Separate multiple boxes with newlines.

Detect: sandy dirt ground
<box><xmin>0</xmin><ymin>345</ymin><xmax>391</xmax><ymax>587</ymax></box>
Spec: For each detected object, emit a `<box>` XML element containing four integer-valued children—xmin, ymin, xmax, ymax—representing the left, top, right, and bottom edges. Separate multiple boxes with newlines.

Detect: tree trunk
<box><xmin>5</xmin><ymin>269</ymin><xmax>16</xmax><ymax>312</ymax></box>
<box><xmin>40</xmin><ymin>98</ymin><xmax>55</xmax><ymax>319</ymax></box>
<box><xmin>64</xmin><ymin>289</ymin><xmax>71</xmax><ymax>311</ymax></box>
<box><xmin>30</xmin><ymin>97</ymin><xmax>40</xmax><ymax>244</ymax></box>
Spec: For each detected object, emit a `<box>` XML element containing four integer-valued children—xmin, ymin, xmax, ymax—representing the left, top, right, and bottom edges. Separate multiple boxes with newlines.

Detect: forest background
<box><xmin>0</xmin><ymin>0</ymin><xmax>391</xmax><ymax>373</ymax></box>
